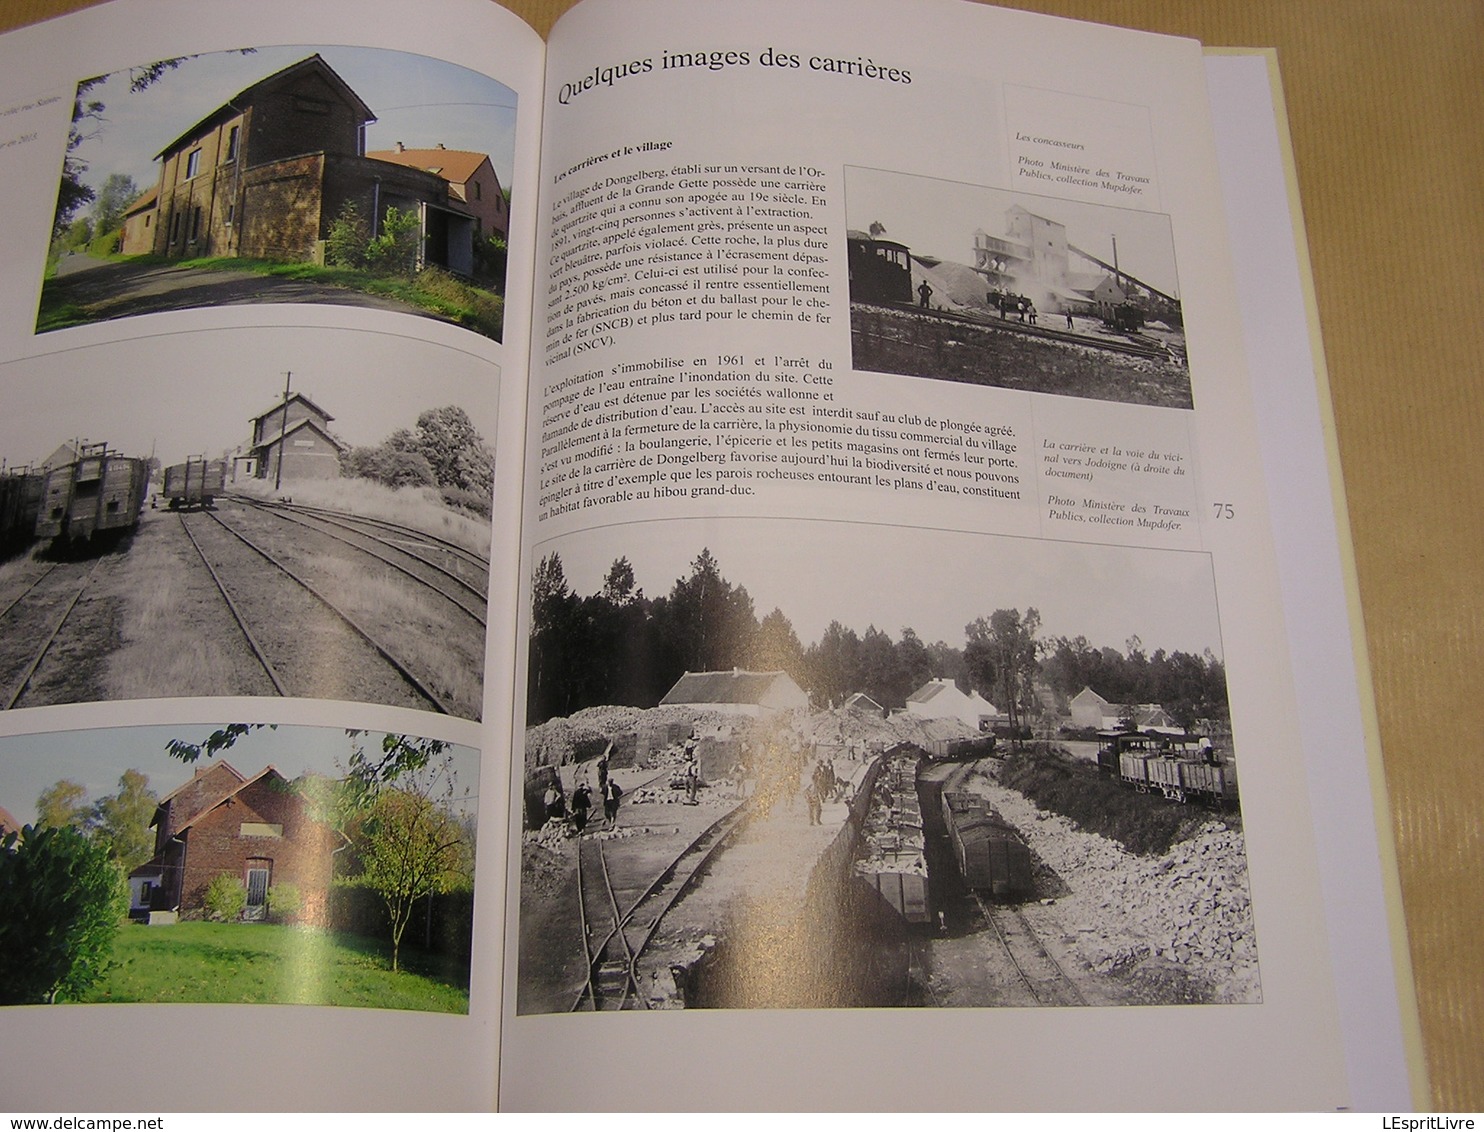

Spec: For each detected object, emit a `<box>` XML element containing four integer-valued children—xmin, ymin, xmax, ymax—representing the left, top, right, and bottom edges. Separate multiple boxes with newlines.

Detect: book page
<box><xmin>0</xmin><ymin>0</ymin><xmax>543</xmax><ymax>1111</ymax></box>
<box><xmin>503</xmin><ymin>0</ymin><xmax>1352</xmax><ymax>1111</ymax></box>
<box><xmin>1205</xmin><ymin>48</ymin><xmax>1425</xmax><ymax>1110</ymax></box>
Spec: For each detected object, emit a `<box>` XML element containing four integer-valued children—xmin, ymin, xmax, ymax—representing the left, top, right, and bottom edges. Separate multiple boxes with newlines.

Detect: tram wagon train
<box><xmin>36</xmin><ymin>443</ymin><xmax>149</xmax><ymax>545</ymax></box>
<box><xmin>162</xmin><ymin>456</ymin><xmax>226</xmax><ymax>510</ymax></box>
<box><xmin>941</xmin><ymin>790</ymin><xmax>1034</xmax><ymax>900</ymax></box>
<box><xmin>1096</xmin><ymin>729</ymin><xmax>1238</xmax><ymax>806</ymax></box>
<box><xmin>0</xmin><ymin>469</ymin><xmax>44</xmax><ymax>556</ymax></box>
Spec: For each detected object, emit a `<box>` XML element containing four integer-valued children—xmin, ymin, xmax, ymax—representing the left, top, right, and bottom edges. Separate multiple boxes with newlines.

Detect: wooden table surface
<box><xmin>4</xmin><ymin>0</ymin><xmax>1480</xmax><ymax>1111</ymax></box>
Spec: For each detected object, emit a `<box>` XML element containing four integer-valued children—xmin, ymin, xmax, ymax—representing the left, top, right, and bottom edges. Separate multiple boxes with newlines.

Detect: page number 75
<box><xmin>1212</xmin><ymin>502</ymin><xmax>1235</xmax><ymax>519</ymax></box>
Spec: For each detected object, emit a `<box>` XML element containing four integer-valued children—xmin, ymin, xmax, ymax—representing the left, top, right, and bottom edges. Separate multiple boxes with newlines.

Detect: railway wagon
<box><xmin>162</xmin><ymin>456</ymin><xmax>226</xmax><ymax>509</ymax></box>
<box><xmin>859</xmin><ymin>865</ymin><xmax>930</xmax><ymax>924</ymax></box>
<box><xmin>36</xmin><ymin>445</ymin><xmax>149</xmax><ymax>544</ymax></box>
<box><xmin>1177</xmin><ymin>758</ymin><xmax>1239</xmax><ymax>805</ymax></box>
<box><xmin>0</xmin><ymin>469</ymin><xmax>43</xmax><ymax>555</ymax></box>
<box><xmin>922</xmin><ymin>734</ymin><xmax>997</xmax><ymax>762</ymax></box>
<box><xmin>941</xmin><ymin>790</ymin><xmax>1033</xmax><ymax>900</ymax></box>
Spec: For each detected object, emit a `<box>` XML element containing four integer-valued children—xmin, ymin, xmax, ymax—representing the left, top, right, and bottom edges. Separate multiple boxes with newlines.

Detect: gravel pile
<box><xmin>972</xmin><ymin>769</ymin><xmax>1261</xmax><ymax>1003</ymax></box>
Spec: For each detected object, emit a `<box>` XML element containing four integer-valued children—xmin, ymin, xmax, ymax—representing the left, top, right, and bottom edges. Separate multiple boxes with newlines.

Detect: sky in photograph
<box><xmin>0</xmin><ymin>722</ymin><xmax>480</xmax><ymax>829</ymax></box>
<box><xmin>0</xmin><ymin>325</ymin><xmax>498</xmax><ymax>472</ymax></box>
<box><xmin>844</xmin><ymin>166</ymin><xmax>1180</xmax><ymax>298</ymax></box>
<box><xmin>70</xmin><ymin>44</ymin><xmax>519</xmax><ymax>203</ymax></box>
<box><xmin>537</xmin><ymin>516</ymin><xmax>1224</xmax><ymax>661</ymax></box>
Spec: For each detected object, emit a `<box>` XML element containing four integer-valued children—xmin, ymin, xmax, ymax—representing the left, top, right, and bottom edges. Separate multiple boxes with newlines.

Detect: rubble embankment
<box><xmin>970</xmin><ymin>767</ymin><xmax>1260</xmax><ymax>1003</ymax></box>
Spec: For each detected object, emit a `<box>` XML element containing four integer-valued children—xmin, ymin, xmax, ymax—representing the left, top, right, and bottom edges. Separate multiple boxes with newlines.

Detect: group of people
<box><xmin>541</xmin><ymin>746</ymin><xmax>623</xmax><ymax>836</ymax></box>
<box><xmin>990</xmin><ymin>290</ymin><xmax>1037</xmax><ymax>324</ymax></box>
<box><xmin>802</xmin><ymin>757</ymin><xmax>842</xmax><ymax>826</ymax></box>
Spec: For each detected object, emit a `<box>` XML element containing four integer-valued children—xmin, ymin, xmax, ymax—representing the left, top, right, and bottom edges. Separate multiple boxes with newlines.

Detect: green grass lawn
<box><xmin>37</xmin><ymin>254</ymin><xmax>503</xmax><ymax>339</ymax></box>
<box><xmin>80</xmin><ymin>921</ymin><xmax>470</xmax><ymax>1013</ymax></box>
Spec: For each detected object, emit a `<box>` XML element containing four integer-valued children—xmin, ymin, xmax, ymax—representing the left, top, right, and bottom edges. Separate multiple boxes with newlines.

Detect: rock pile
<box><xmin>972</xmin><ymin>769</ymin><xmax>1261</xmax><ymax>1003</ymax></box>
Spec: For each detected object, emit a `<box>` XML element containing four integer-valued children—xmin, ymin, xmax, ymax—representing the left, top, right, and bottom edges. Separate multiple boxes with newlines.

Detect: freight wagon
<box><xmin>162</xmin><ymin>456</ymin><xmax>226</xmax><ymax>510</ymax></box>
<box><xmin>922</xmin><ymin>734</ymin><xmax>997</xmax><ymax>762</ymax></box>
<box><xmin>36</xmin><ymin>444</ymin><xmax>149</xmax><ymax>546</ymax></box>
<box><xmin>1098</xmin><ymin>730</ymin><xmax>1238</xmax><ymax>806</ymax></box>
<box><xmin>940</xmin><ymin>790</ymin><xmax>1033</xmax><ymax>901</ymax></box>
<box><xmin>0</xmin><ymin>468</ymin><xmax>43</xmax><ymax>556</ymax></box>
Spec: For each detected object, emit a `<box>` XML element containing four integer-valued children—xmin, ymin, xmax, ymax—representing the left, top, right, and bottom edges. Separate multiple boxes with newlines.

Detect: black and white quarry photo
<box><xmin>0</xmin><ymin>327</ymin><xmax>495</xmax><ymax>720</ymax></box>
<box><xmin>517</xmin><ymin>518</ymin><xmax>1258</xmax><ymax>1013</ymax></box>
<box><xmin>846</xmin><ymin>166</ymin><xmax>1192</xmax><ymax>408</ymax></box>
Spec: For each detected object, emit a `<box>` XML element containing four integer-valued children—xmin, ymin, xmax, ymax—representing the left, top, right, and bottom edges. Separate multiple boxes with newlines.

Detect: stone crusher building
<box><xmin>139</xmin><ymin>54</ymin><xmax>483</xmax><ymax>273</ymax></box>
<box><xmin>248</xmin><ymin>391</ymin><xmax>345</xmax><ymax>484</ymax></box>
<box><xmin>658</xmin><ymin>668</ymin><xmax>810</xmax><ymax>717</ymax></box>
<box><xmin>128</xmin><ymin>761</ymin><xmax>337</xmax><ymax>924</ymax></box>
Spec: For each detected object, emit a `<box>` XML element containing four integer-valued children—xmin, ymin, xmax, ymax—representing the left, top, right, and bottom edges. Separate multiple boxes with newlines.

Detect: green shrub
<box><xmin>0</xmin><ymin>825</ymin><xmax>126</xmax><ymax>1003</ymax></box>
<box><xmin>203</xmin><ymin>873</ymin><xmax>247</xmax><ymax>922</ymax></box>
<box><xmin>325</xmin><ymin>202</ymin><xmax>371</xmax><ymax>270</ymax></box>
<box><xmin>267</xmin><ymin>883</ymin><xmax>302</xmax><ymax>923</ymax></box>
<box><xmin>88</xmin><ymin>228</ymin><xmax>121</xmax><ymax>257</ymax></box>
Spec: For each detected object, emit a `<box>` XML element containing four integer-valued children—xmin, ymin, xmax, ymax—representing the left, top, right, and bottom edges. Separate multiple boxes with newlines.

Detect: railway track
<box><xmin>571</xmin><ymin>801</ymin><xmax>751</xmax><ymax>1011</ymax></box>
<box><xmin>250</xmin><ymin>498</ymin><xmax>490</xmax><ymax>575</ymax></box>
<box><xmin>0</xmin><ymin>559</ymin><xmax>103</xmax><ymax>710</ymax></box>
<box><xmin>974</xmin><ymin>893</ymin><xmax>1087</xmax><ymax>1007</ymax></box>
<box><xmin>855</xmin><ymin>299</ymin><xmax>1175</xmax><ymax>361</ymax></box>
<box><xmin>179</xmin><ymin>509</ymin><xmax>455</xmax><ymax>713</ymax></box>
<box><xmin>229</xmin><ymin>497</ymin><xmax>489</xmax><ymax>625</ymax></box>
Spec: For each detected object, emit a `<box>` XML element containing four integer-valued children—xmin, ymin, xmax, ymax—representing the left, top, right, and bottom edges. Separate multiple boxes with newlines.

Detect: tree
<box><xmin>35</xmin><ymin>780</ymin><xmax>89</xmax><ymax>830</ymax></box>
<box><xmin>660</xmin><ymin>548</ymin><xmax>756</xmax><ymax>673</ymax></box>
<box><xmin>89</xmin><ymin>173</ymin><xmax>139</xmax><ymax>237</ymax></box>
<box><xmin>601</xmin><ymin>556</ymin><xmax>636</xmax><ymax>604</ymax></box>
<box><xmin>87</xmin><ymin>769</ymin><xmax>157</xmax><ymax>874</ymax></box>
<box><xmin>965</xmin><ymin>608</ymin><xmax>1042</xmax><ymax>735</ymax></box>
<box><xmin>349</xmin><ymin>756</ymin><xmax>468</xmax><ymax>971</ymax></box>
<box><xmin>413</xmin><ymin>405</ymin><xmax>489</xmax><ymax>491</ymax></box>
<box><xmin>0</xmin><ymin>825</ymin><xmax>125</xmax><ymax>1003</ymax></box>
<box><xmin>750</xmin><ymin>608</ymin><xmax>804</xmax><ymax>680</ymax></box>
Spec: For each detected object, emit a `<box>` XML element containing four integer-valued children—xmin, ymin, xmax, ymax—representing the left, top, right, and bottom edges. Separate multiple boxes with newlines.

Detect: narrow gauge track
<box><xmin>0</xmin><ymin>560</ymin><xmax>100</xmax><ymax>709</ymax></box>
<box><xmin>571</xmin><ymin>802</ymin><xmax>751</xmax><ymax>1011</ymax></box>
<box><xmin>179</xmin><ymin>509</ymin><xmax>454</xmax><ymax>714</ymax></box>
<box><xmin>973</xmin><ymin>893</ymin><xmax>1087</xmax><ymax>1007</ymax></box>
<box><xmin>227</xmin><ymin>497</ymin><xmax>487</xmax><ymax>627</ymax></box>
<box><xmin>246</xmin><ymin>498</ymin><xmax>489</xmax><ymax>583</ymax></box>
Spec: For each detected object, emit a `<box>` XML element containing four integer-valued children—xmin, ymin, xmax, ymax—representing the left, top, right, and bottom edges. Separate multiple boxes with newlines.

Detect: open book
<box><xmin>0</xmin><ymin>0</ymin><xmax>1424</xmax><ymax>1111</ymax></box>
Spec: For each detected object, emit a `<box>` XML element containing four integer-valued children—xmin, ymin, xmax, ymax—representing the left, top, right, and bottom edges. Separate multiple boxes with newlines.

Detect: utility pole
<box><xmin>273</xmin><ymin>371</ymin><xmax>292</xmax><ymax>492</ymax></box>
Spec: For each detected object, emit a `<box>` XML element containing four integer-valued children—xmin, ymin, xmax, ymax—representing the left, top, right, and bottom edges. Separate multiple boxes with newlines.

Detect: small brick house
<box><xmin>366</xmin><ymin>143</ymin><xmax>508</xmax><ymax>241</ymax></box>
<box><xmin>138</xmin><ymin>54</ymin><xmax>482</xmax><ymax>273</ymax></box>
<box><xmin>248</xmin><ymin>391</ymin><xmax>345</xmax><ymax>484</ymax></box>
<box><xmin>129</xmin><ymin>761</ymin><xmax>337</xmax><ymax>924</ymax></box>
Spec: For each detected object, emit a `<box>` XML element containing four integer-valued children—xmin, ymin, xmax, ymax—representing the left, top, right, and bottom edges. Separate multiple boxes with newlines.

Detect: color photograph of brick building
<box><xmin>42</xmin><ymin>45</ymin><xmax>517</xmax><ymax>340</ymax></box>
<box><xmin>0</xmin><ymin>722</ymin><xmax>481</xmax><ymax>1012</ymax></box>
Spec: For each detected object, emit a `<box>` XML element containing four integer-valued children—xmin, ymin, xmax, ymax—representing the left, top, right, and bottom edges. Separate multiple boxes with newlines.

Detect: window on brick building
<box><xmin>185</xmin><ymin>148</ymin><xmax>201</xmax><ymax>179</ymax></box>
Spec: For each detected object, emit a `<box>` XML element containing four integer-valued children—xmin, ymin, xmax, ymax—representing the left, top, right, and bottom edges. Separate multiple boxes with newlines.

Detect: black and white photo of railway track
<box><xmin>845</xmin><ymin>166</ymin><xmax>1192</xmax><ymax>408</ymax></box>
<box><xmin>517</xmin><ymin>517</ymin><xmax>1258</xmax><ymax>1013</ymax></box>
<box><xmin>0</xmin><ymin>326</ymin><xmax>496</xmax><ymax>720</ymax></box>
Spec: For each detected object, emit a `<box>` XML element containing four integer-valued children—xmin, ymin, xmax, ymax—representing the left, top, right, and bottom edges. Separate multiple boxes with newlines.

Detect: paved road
<box><xmin>42</xmin><ymin>255</ymin><xmax>448</xmax><ymax>328</ymax></box>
